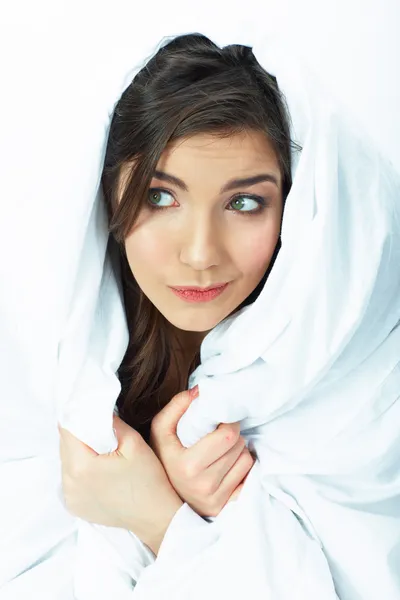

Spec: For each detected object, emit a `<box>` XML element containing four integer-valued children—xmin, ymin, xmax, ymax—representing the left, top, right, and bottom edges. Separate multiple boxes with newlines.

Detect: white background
<box><xmin>0</xmin><ymin>0</ymin><xmax>399</xmax><ymax>170</ymax></box>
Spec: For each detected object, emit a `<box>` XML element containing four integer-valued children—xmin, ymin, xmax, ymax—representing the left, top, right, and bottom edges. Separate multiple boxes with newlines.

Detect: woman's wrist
<box><xmin>142</xmin><ymin>494</ymin><xmax>184</xmax><ymax>555</ymax></box>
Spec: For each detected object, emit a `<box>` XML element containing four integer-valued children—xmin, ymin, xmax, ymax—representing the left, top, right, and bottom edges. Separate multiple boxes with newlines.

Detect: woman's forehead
<box><xmin>117</xmin><ymin>130</ymin><xmax>282</xmax><ymax>202</ymax></box>
<box><xmin>156</xmin><ymin>131</ymin><xmax>281</xmax><ymax>183</ymax></box>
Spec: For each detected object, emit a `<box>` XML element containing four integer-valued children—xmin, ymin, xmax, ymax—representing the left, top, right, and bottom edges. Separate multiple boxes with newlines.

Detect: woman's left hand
<box><xmin>58</xmin><ymin>416</ymin><xmax>183</xmax><ymax>555</ymax></box>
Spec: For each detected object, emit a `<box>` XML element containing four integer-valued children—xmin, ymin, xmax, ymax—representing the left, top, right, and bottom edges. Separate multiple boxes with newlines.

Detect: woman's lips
<box><xmin>169</xmin><ymin>283</ymin><xmax>230</xmax><ymax>303</ymax></box>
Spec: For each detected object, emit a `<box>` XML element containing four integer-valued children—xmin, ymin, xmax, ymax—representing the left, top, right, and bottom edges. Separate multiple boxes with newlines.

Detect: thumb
<box><xmin>151</xmin><ymin>385</ymin><xmax>199</xmax><ymax>451</ymax></box>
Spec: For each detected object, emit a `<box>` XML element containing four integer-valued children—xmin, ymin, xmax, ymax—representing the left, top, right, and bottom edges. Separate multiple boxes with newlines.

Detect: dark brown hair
<box><xmin>102</xmin><ymin>33</ymin><xmax>298</xmax><ymax>441</ymax></box>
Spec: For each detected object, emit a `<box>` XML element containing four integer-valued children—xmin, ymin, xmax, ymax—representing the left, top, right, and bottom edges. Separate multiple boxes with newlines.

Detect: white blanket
<box><xmin>1</xmin><ymin>15</ymin><xmax>399</xmax><ymax>600</ymax></box>
<box><xmin>71</xmin><ymin>36</ymin><xmax>400</xmax><ymax>599</ymax></box>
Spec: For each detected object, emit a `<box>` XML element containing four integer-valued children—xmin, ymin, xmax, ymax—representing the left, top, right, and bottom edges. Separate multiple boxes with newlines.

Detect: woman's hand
<box><xmin>58</xmin><ymin>417</ymin><xmax>183</xmax><ymax>555</ymax></box>
<box><xmin>150</xmin><ymin>386</ymin><xmax>255</xmax><ymax>518</ymax></box>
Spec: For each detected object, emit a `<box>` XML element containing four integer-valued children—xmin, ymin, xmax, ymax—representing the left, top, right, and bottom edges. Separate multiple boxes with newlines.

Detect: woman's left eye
<box><xmin>228</xmin><ymin>195</ymin><xmax>266</xmax><ymax>213</ymax></box>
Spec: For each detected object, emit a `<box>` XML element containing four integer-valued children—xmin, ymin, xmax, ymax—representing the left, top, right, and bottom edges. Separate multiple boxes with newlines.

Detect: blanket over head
<box><xmin>68</xmin><ymin>33</ymin><xmax>400</xmax><ymax>600</ymax></box>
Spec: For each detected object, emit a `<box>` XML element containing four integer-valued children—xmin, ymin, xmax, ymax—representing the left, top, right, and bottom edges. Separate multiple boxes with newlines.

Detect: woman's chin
<box><xmin>167</xmin><ymin>312</ymin><xmax>226</xmax><ymax>334</ymax></box>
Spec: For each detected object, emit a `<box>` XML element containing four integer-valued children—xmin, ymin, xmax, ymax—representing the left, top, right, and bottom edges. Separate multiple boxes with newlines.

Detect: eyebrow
<box><xmin>152</xmin><ymin>170</ymin><xmax>279</xmax><ymax>193</ymax></box>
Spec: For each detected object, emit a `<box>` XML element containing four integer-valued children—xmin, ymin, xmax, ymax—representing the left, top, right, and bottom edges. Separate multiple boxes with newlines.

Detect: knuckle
<box><xmin>240</xmin><ymin>449</ymin><xmax>254</xmax><ymax>470</ymax></box>
<box><xmin>182</xmin><ymin>461</ymin><xmax>199</xmax><ymax>480</ymax></box>
<box><xmin>236</xmin><ymin>437</ymin><xmax>246</xmax><ymax>452</ymax></box>
<box><xmin>195</xmin><ymin>496</ymin><xmax>219</xmax><ymax>518</ymax></box>
<box><xmin>210</xmin><ymin>483</ymin><xmax>220</xmax><ymax>496</ymax></box>
<box><xmin>205</xmin><ymin>502</ymin><xmax>220</xmax><ymax>518</ymax></box>
<box><xmin>199</xmin><ymin>478</ymin><xmax>218</xmax><ymax>496</ymax></box>
<box><xmin>220</xmin><ymin>423</ymin><xmax>240</xmax><ymax>445</ymax></box>
<box><xmin>171</xmin><ymin>390</ymin><xmax>188</xmax><ymax>403</ymax></box>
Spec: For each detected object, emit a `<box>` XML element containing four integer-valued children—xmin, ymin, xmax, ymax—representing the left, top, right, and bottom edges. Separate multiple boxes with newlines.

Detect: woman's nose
<box><xmin>179</xmin><ymin>215</ymin><xmax>222</xmax><ymax>271</ymax></box>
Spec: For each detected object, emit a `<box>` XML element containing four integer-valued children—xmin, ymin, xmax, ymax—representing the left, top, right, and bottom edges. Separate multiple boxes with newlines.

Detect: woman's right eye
<box><xmin>147</xmin><ymin>188</ymin><xmax>175</xmax><ymax>209</ymax></box>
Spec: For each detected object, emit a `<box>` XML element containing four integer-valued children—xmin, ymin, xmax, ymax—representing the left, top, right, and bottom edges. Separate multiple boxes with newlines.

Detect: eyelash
<box><xmin>146</xmin><ymin>187</ymin><xmax>269</xmax><ymax>215</ymax></box>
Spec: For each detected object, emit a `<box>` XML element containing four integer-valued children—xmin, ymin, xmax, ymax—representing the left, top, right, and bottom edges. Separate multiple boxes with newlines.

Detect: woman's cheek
<box><xmin>126</xmin><ymin>222</ymin><xmax>172</xmax><ymax>273</ymax></box>
<box><xmin>235</xmin><ymin>226</ymin><xmax>279</xmax><ymax>278</ymax></box>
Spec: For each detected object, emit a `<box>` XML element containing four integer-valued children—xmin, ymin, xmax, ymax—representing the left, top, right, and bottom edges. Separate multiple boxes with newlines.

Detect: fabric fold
<box><xmin>56</xmin><ymin>32</ymin><xmax>400</xmax><ymax>600</ymax></box>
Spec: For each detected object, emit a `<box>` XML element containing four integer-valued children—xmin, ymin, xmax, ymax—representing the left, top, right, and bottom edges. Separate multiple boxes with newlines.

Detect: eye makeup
<box><xmin>146</xmin><ymin>187</ymin><xmax>270</xmax><ymax>215</ymax></box>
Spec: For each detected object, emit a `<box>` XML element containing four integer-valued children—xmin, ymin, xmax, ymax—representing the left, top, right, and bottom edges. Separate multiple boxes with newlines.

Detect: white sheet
<box><xmin>72</xmin><ymin>34</ymin><xmax>400</xmax><ymax>600</ymax></box>
<box><xmin>1</xmin><ymin>3</ymin><xmax>399</xmax><ymax>599</ymax></box>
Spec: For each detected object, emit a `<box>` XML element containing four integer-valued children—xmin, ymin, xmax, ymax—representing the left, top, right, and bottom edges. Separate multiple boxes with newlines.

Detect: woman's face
<box><xmin>123</xmin><ymin>130</ymin><xmax>283</xmax><ymax>334</ymax></box>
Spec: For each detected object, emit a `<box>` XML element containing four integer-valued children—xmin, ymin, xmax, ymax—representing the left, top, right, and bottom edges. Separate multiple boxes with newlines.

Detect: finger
<box><xmin>150</xmin><ymin>388</ymin><xmax>197</xmax><ymax>454</ymax></box>
<box><xmin>227</xmin><ymin>482</ymin><xmax>244</xmax><ymax>503</ymax></box>
<box><xmin>214</xmin><ymin>448</ymin><xmax>255</xmax><ymax>504</ymax></box>
<box><xmin>205</xmin><ymin>436</ymin><xmax>246</xmax><ymax>486</ymax></box>
<box><xmin>228</xmin><ymin>465</ymin><xmax>253</xmax><ymax>502</ymax></box>
<box><xmin>184</xmin><ymin>422</ymin><xmax>241</xmax><ymax>472</ymax></box>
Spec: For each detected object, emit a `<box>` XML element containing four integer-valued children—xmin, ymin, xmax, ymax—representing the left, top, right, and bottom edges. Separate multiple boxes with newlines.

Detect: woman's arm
<box><xmin>58</xmin><ymin>392</ymin><xmax>253</xmax><ymax>554</ymax></box>
<box><xmin>58</xmin><ymin>417</ymin><xmax>183</xmax><ymax>555</ymax></box>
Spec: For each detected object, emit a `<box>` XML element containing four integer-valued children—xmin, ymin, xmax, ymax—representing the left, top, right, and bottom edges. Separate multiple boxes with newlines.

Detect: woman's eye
<box><xmin>147</xmin><ymin>189</ymin><xmax>175</xmax><ymax>208</ymax></box>
<box><xmin>228</xmin><ymin>195</ymin><xmax>264</xmax><ymax>213</ymax></box>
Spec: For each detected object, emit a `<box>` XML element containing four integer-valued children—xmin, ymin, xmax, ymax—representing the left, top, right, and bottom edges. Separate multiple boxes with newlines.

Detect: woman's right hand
<box><xmin>149</xmin><ymin>387</ymin><xmax>255</xmax><ymax>518</ymax></box>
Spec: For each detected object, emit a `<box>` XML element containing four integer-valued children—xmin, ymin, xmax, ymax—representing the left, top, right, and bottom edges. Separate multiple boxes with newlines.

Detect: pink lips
<box><xmin>170</xmin><ymin>283</ymin><xmax>229</xmax><ymax>303</ymax></box>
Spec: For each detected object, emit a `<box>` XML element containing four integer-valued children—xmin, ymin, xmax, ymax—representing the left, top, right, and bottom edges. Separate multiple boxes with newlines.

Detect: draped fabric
<box><xmin>74</xmin><ymin>35</ymin><xmax>400</xmax><ymax>599</ymax></box>
<box><xmin>1</xmin><ymin>18</ymin><xmax>399</xmax><ymax>600</ymax></box>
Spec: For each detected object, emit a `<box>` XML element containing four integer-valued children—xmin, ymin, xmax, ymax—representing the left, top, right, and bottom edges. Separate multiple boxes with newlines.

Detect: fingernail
<box><xmin>189</xmin><ymin>385</ymin><xmax>199</xmax><ymax>401</ymax></box>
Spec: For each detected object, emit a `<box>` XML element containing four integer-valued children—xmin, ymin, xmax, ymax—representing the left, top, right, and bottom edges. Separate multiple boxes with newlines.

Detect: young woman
<box><xmin>103</xmin><ymin>32</ymin><xmax>293</xmax><ymax>443</ymax></box>
<box><xmin>61</xmin><ymin>29</ymin><xmax>292</xmax><ymax>547</ymax></box>
<box><xmin>59</xmin><ymin>28</ymin><xmax>292</xmax><ymax>552</ymax></box>
<box><xmin>59</xmin><ymin>32</ymin><xmax>400</xmax><ymax>599</ymax></box>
